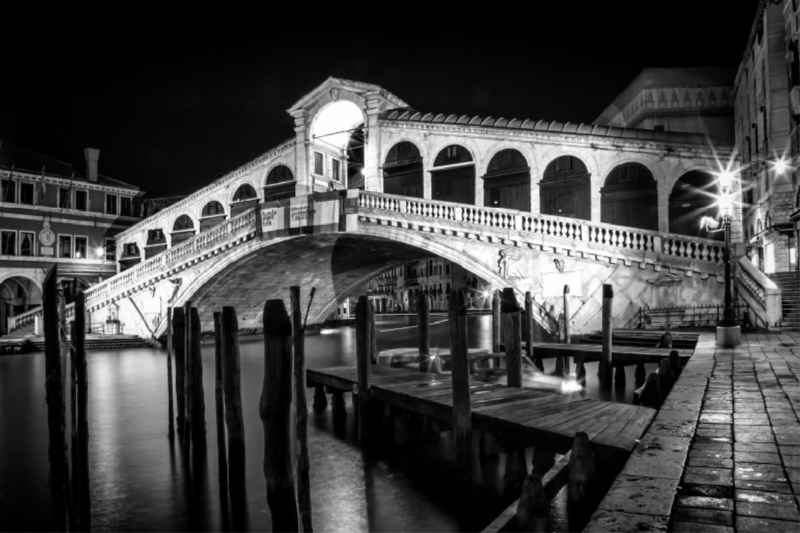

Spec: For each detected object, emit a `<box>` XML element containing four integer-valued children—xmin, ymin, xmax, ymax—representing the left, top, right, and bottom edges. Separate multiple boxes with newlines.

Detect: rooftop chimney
<box><xmin>84</xmin><ymin>147</ymin><xmax>99</xmax><ymax>183</ymax></box>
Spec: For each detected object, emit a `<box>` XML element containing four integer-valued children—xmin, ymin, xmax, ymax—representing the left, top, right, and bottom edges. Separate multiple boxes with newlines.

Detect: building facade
<box><xmin>0</xmin><ymin>143</ymin><xmax>144</xmax><ymax>333</ymax></box>
<box><xmin>735</xmin><ymin>0</ymin><xmax>799</xmax><ymax>273</ymax></box>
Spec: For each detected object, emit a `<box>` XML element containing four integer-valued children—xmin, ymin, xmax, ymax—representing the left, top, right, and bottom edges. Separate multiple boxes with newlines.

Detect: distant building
<box><xmin>0</xmin><ymin>142</ymin><xmax>144</xmax><ymax>334</ymax></box>
<box><xmin>734</xmin><ymin>0</ymin><xmax>798</xmax><ymax>273</ymax></box>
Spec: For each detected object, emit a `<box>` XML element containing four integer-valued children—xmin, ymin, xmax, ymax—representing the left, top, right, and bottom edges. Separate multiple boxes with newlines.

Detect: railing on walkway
<box><xmin>7</xmin><ymin>306</ymin><xmax>43</xmax><ymax>333</ymax></box>
<box><xmin>637</xmin><ymin>302</ymin><xmax>753</xmax><ymax>330</ymax></box>
<box><xmin>358</xmin><ymin>191</ymin><xmax>726</xmax><ymax>266</ymax></box>
<box><xmin>735</xmin><ymin>256</ymin><xmax>781</xmax><ymax>329</ymax></box>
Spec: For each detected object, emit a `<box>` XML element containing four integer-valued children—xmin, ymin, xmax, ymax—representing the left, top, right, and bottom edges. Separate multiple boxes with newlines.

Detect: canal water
<box><xmin>0</xmin><ymin>315</ymin><xmax>657</xmax><ymax>532</ymax></box>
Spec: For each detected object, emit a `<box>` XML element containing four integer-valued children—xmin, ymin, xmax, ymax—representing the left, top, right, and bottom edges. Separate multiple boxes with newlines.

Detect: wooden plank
<box><xmin>550</xmin><ymin>402</ymin><xmax>623</xmax><ymax>436</ymax></box>
<box><xmin>609</xmin><ymin>406</ymin><xmax>658</xmax><ymax>451</ymax></box>
<box><xmin>591</xmin><ymin>407</ymin><xmax>641</xmax><ymax>447</ymax></box>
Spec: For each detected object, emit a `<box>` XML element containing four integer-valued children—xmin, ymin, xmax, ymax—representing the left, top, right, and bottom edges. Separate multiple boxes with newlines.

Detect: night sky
<box><xmin>1</xmin><ymin>2</ymin><xmax>761</xmax><ymax>197</ymax></box>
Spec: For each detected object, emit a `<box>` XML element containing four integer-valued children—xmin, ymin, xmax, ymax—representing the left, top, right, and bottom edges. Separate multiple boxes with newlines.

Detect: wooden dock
<box><xmin>527</xmin><ymin>342</ymin><xmax>692</xmax><ymax>365</ymax></box>
<box><xmin>307</xmin><ymin>365</ymin><xmax>656</xmax><ymax>461</ymax></box>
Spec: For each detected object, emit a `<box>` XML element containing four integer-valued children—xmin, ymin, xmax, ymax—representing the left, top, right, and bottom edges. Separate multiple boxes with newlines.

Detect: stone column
<box><xmin>290</xmin><ymin>110</ymin><xmax>311</xmax><ymax>196</ymax></box>
<box><xmin>363</xmin><ymin>91</ymin><xmax>383</xmax><ymax>192</ymax></box>
<box><xmin>590</xmin><ymin>173</ymin><xmax>601</xmax><ymax>223</ymax></box>
<box><xmin>424</xmin><ymin>168</ymin><xmax>432</xmax><ymax>200</ymax></box>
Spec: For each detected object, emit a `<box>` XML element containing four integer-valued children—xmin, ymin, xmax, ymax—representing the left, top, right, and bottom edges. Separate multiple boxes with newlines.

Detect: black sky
<box><xmin>1</xmin><ymin>2</ymin><xmax>761</xmax><ymax>197</ymax></box>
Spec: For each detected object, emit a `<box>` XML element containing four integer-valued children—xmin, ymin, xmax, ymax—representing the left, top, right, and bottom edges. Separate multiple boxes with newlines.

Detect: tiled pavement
<box><xmin>585</xmin><ymin>331</ymin><xmax>800</xmax><ymax>532</ymax></box>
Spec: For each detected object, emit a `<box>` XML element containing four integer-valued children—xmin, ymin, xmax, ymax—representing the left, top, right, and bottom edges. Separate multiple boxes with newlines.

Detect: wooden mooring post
<box><xmin>221</xmin><ymin>307</ymin><xmax>246</xmax><ymax>499</ymax></box>
<box><xmin>355</xmin><ymin>296</ymin><xmax>373</xmax><ymax>445</ymax></box>
<box><xmin>189</xmin><ymin>308</ymin><xmax>206</xmax><ymax>451</ymax></box>
<box><xmin>491</xmin><ymin>289</ymin><xmax>501</xmax><ymax>353</ymax></box>
<box><xmin>567</xmin><ymin>432</ymin><xmax>596</xmax><ymax>530</ymax></box>
<box><xmin>213</xmin><ymin>312</ymin><xmax>228</xmax><ymax>499</ymax></box>
<box><xmin>417</xmin><ymin>292</ymin><xmax>430</xmax><ymax>372</ymax></box>
<box><xmin>501</xmin><ymin>288</ymin><xmax>522</xmax><ymax>388</ymax></box>
<box><xmin>167</xmin><ymin>307</ymin><xmax>175</xmax><ymax>439</ymax></box>
<box><xmin>524</xmin><ymin>291</ymin><xmax>535</xmax><ymax>368</ymax></box>
<box><xmin>449</xmin><ymin>289</ymin><xmax>472</xmax><ymax>488</ymax></box>
<box><xmin>43</xmin><ymin>265</ymin><xmax>69</xmax><ymax>531</ymax></box>
<box><xmin>614</xmin><ymin>364</ymin><xmax>627</xmax><ymax>391</ymax></box>
<box><xmin>261</xmin><ymin>300</ymin><xmax>299</xmax><ymax>532</ymax></box>
<box><xmin>183</xmin><ymin>301</ymin><xmax>193</xmax><ymax>450</ymax></box>
<box><xmin>72</xmin><ymin>292</ymin><xmax>90</xmax><ymax>531</ymax></box>
<box><xmin>173</xmin><ymin>307</ymin><xmax>186</xmax><ymax>435</ymax></box>
<box><xmin>290</xmin><ymin>286</ymin><xmax>313</xmax><ymax>533</ymax></box>
<box><xmin>599</xmin><ymin>284</ymin><xmax>613</xmax><ymax>388</ymax></box>
<box><xmin>563</xmin><ymin>285</ymin><xmax>571</xmax><ymax>344</ymax></box>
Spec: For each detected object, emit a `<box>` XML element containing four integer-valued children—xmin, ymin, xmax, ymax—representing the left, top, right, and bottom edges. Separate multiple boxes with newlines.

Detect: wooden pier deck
<box><xmin>527</xmin><ymin>342</ymin><xmax>692</xmax><ymax>365</ymax></box>
<box><xmin>307</xmin><ymin>365</ymin><xmax>657</xmax><ymax>460</ymax></box>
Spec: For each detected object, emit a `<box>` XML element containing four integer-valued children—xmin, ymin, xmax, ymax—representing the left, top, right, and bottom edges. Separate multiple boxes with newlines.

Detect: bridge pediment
<box><xmin>287</xmin><ymin>77</ymin><xmax>409</xmax><ymax>119</ymax></box>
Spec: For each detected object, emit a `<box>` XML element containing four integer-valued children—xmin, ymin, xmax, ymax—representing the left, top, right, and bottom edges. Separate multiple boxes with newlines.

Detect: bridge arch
<box><xmin>668</xmin><ymin>169</ymin><xmax>721</xmax><ymax>239</ymax></box>
<box><xmin>539</xmin><ymin>154</ymin><xmax>592</xmax><ymax>221</ymax></box>
<box><xmin>262</xmin><ymin>161</ymin><xmax>296</xmax><ymax>202</ymax></box>
<box><xmin>431</xmin><ymin>144</ymin><xmax>476</xmax><ymax>205</ymax></box>
<box><xmin>600</xmin><ymin>162</ymin><xmax>658</xmax><ymax>230</ymax></box>
<box><xmin>383</xmin><ymin>141</ymin><xmax>425</xmax><ymax>198</ymax></box>
<box><xmin>482</xmin><ymin>148</ymin><xmax>531</xmax><ymax>211</ymax></box>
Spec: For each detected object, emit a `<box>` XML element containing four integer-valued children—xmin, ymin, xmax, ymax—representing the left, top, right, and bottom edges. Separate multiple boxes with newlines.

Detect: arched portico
<box><xmin>383</xmin><ymin>141</ymin><xmax>424</xmax><ymax>198</ymax></box>
<box><xmin>483</xmin><ymin>149</ymin><xmax>530</xmax><ymax>211</ymax></box>
<box><xmin>668</xmin><ymin>170</ymin><xmax>721</xmax><ymax>239</ymax></box>
<box><xmin>431</xmin><ymin>145</ymin><xmax>475</xmax><ymax>205</ymax></box>
<box><xmin>540</xmin><ymin>155</ymin><xmax>591</xmax><ymax>221</ymax></box>
<box><xmin>601</xmin><ymin>162</ymin><xmax>658</xmax><ymax>230</ymax></box>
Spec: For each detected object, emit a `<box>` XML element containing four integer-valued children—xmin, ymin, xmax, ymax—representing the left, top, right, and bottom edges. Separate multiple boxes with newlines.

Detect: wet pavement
<box><xmin>586</xmin><ymin>330</ymin><xmax>800</xmax><ymax>532</ymax></box>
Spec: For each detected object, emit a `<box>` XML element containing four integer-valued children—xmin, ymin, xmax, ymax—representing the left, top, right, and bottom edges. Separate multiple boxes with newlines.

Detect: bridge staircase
<box><xmin>768</xmin><ymin>271</ymin><xmax>800</xmax><ymax>330</ymax></box>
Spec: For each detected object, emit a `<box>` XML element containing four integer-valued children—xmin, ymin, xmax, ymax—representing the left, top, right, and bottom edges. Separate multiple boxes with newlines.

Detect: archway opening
<box><xmin>601</xmin><ymin>162</ymin><xmax>658</xmax><ymax>230</ymax></box>
<box><xmin>264</xmin><ymin>166</ymin><xmax>295</xmax><ymax>203</ymax></box>
<box><xmin>231</xmin><ymin>184</ymin><xmax>258</xmax><ymax>217</ymax></box>
<box><xmin>0</xmin><ymin>276</ymin><xmax>42</xmax><ymax>333</ymax></box>
<box><xmin>484</xmin><ymin>149</ymin><xmax>530</xmax><ymax>211</ymax></box>
<box><xmin>200</xmin><ymin>201</ymin><xmax>226</xmax><ymax>232</ymax></box>
<box><xmin>311</xmin><ymin>100</ymin><xmax>364</xmax><ymax>191</ymax></box>
<box><xmin>540</xmin><ymin>156</ymin><xmax>591</xmax><ymax>220</ymax></box>
<box><xmin>668</xmin><ymin>170</ymin><xmax>721</xmax><ymax>240</ymax></box>
<box><xmin>346</xmin><ymin>126</ymin><xmax>365</xmax><ymax>189</ymax></box>
<box><xmin>383</xmin><ymin>142</ymin><xmax>423</xmax><ymax>198</ymax></box>
<box><xmin>172</xmin><ymin>214</ymin><xmax>196</xmax><ymax>245</ymax></box>
<box><xmin>431</xmin><ymin>145</ymin><xmax>475</xmax><ymax>205</ymax></box>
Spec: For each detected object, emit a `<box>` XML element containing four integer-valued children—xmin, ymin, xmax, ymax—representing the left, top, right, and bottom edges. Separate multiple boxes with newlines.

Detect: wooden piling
<box><xmin>291</xmin><ymin>286</ymin><xmax>313</xmax><ymax>533</ymax></box>
<box><xmin>567</xmin><ymin>432</ymin><xmax>596</xmax><ymax>528</ymax></box>
<box><xmin>74</xmin><ymin>292</ymin><xmax>90</xmax><ymax>531</ymax></box>
<box><xmin>658</xmin><ymin>358</ymin><xmax>674</xmax><ymax>394</ymax></box>
<box><xmin>638</xmin><ymin>373</ymin><xmax>662</xmax><ymax>408</ymax></box>
<box><xmin>189</xmin><ymin>308</ymin><xmax>206</xmax><ymax>450</ymax></box>
<box><xmin>449</xmin><ymin>289</ymin><xmax>472</xmax><ymax>488</ymax></box>
<box><xmin>43</xmin><ymin>265</ymin><xmax>69</xmax><ymax>531</ymax></box>
<box><xmin>658</xmin><ymin>331</ymin><xmax>673</xmax><ymax>348</ymax></box>
<box><xmin>531</xmin><ymin>448</ymin><xmax>556</xmax><ymax>476</ymax></box>
<box><xmin>331</xmin><ymin>391</ymin><xmax>346</xmax><ymax>420</ymax></box>
<box><xmin>70</xmin><ymin>321</ymin><xmax>79</xmax><ymax>533</ymax></box>
<box><xmin>563</xmin><ymin>285</ymin><xmax>571</xmax><ymax>344</ymax></box>
<box><xmin>213</xmin><ymin>312</ymin><xmax>228</xmax><ymax>497</ymax></box>
<box><xmin>501</xmin><ymin>288</ymin><xmax>522</xmax><ymax>388</ymax></box>
<box><xmin>261</xmin><ymin>300</ymin><xmax>299</xmax><ymax>532</ymax></box>
<box><xmin>417</xmin><ymin>292</ymin><xmax>430</xmax><ymax>372</ymax></box>
<box><xmin>492</xmin><ymin>290</ymin><xmax>501</xmax><ymax>353</ymax></box>
<box><xmin>313</xmin><ymin>386</ymin><xmax>328</xmax><ymax>413</ymax></box>
<box><xmin>614</xmin><ymin>365</ymin><xmax>627</xmax><ymax>391</ymax></box>
<box><xmin>504</xmin><ymin>447</ymin><xmax>528</xmax><ymax>496</ymax></box>
<box><xmin>167</xmin><ymin>307</ymin><xmax>175</xmax><ymax>439</ymax></box>
<box><xmin>173</xmin><ymin>307</ymin><xmax>186</xmax><ymax>435</ymax></box>
<box><xmin>634</xmin><ymin>362</ymin><xmax>646</xmax><ymax>388</ymax></box>
<box><xmin>183</xmin><ymin>301</ymin><xmax>193</xmax><ymax>450</ymax></box>
<box><xmin>669</xmin><ymin>349</ymin><xmax>682</xmax><ymax>378</ymax></box>
<box><xmin>525</xmin><ymin>292</ymin><xmax>535</xmax><ymax>366</ymax></box>
<box><xmin>355</xmin><ymin>296</ymin><xmax>373</xmax><ymax>445</ymax></box>
<box><xmin>221</xmin><ymin>307</ymin><xmax>246</xmax><ymax>499</ymax></box>
<box><xmin>600</xmin><ymin>284</ymin><xmax>613</xmax><ymax>387</ymax></box>
<box><xmin>516</xmin><ymin>474</ymin><xmax>549</xmax><ymax>533</ymax></box>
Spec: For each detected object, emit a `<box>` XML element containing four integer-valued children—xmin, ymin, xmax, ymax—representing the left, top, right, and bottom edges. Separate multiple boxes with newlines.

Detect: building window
<box><xmin>74</xmin><ymin>236</ymin><xmax>88</xmax><ymax>259</ymax></box>
<box><xmin>556</xmin><ymin>157</ymin><xmax>573</xmax><ymax>172</ymax></box>
<box><xmin>2</xmin><ymin>180</ymin><xmax>16</xmax><ymax>203</ymax></box>
<box><xmin>59</xmin><ymin>187</ymin><xmax>72</xmax><ymax>209</ymax></box>
<box><xmin>314</xmin><ymin>152</ymin><xmax>324</xmax><ymax>175</ymax></box>
<box><xmin>202</xmin><ymin>201</ymin><xmax>224</xmax><ymax>217</ymax></box>
<box><xmin>20</xmin><ymin>231</ymin><xmax>34</xmax><ymax>256</ymax></box>
<box><xmin>125</xmin><ymin>243</ymin><xmax>137</xmax><ymax>256</ymax></box>
<box><xmin>332</xmin><ymin>159</ymin><xmax>340</xmax><ymax>182</ymax></box>
<box><xmin>105</xmin><ymin>239</ymin><xmax>116</xmax><ymax>261</ymax></box>
<box><xmin>120</xmin><ymin>197</ymin><xmax>132</xmax><ymax>216</ymax></box>
<box><xmin>1</xmin><ymin>230</ymin><xmax>16</xmax><ymax>255</ymax></box>
<box><xmin>75</xmin><ymin>190</ymin><xmax>88</xmax><ymax>211</ymax></box>
<box><xmin>59</xmin><ymin>235</ymin><xmax>73</xmax><ymax>258</ymax></box>
<box><xmin>105</xmin><ymin>194</ymin><xmax>118</xmax><ymax>215</ymax></box>
<box><xmin>19</xmin><ymin>182</ymin><xmax>34</xmax><ymax>205</ymax></box>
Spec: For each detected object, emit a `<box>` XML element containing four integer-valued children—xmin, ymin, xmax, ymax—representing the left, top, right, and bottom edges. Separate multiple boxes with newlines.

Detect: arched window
<box><xmin>601</xmin><ymin>163</ymin><xmax>658</xmax><ymax>230</ymax></box>
<box><xmin>232</xmin><ymin>184</ymin><xmax>257</xmax><ymax>203</ymax></box>
<box><xmin>173</xmin><ymin>215</ymin><xmax>194</xmax><ymax>232</ymax></box>
<box><xmin>484</xmin><ymin>149</ymin><xmax>530</xmax><ymax>211</ymax></box>
<box><xmin>264</xmin><ymin>165</ymin><xmax>295</xmax><ymax>202</ymax></box>
<box><xmin>431</xmin><ymin>145</ymin><xmax>475</xmax><ymax>205</ymax></box>
<box><xmin>668</xmin><ymin>170</ymin><xmax>721</xmax><ymax>239</ymax></box>
<box><xmin>540</xmin><ymin>156</ymin><xmax>591</xmax><ymax>220</ymax></box>
<box><xmin>202</xmin><ymin>201</ymin><xmax>225</xmax><ymax>217</ymax></box>
<box><xmin>383</xmin><ymin>142</ymin><xmax>423</xmax><ymax>198</ymax></box>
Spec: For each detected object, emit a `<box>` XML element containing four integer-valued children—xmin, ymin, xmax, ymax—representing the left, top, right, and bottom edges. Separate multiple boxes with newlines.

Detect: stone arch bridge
<box><xmin>77</xmin><ymin>190</ymin><xmax>737</xmax><ymax>340</ymax></box>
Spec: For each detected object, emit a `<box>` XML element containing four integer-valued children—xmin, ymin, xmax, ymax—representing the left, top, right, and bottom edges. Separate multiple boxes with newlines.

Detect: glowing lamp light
<box><xmin>773</xmin><ymin>158</ymin><xmax>788</xmax><ymax>176</ymax></box>
<box><xmin>561</xmin><ymin>371</ymin><xmax>582</xmax><ymax>393</ymax></box>
<box><xmin>717</xmin><ymin>169</ymin><xmax>734</xmax><ymax>189</ymax></box>
<box><xmin>96</xmin><ymin>247</ymin><xmax>105</xmax><ymax>258</ymax></box>
<box><xmin>717</xmin><ymin>192</ymin><xmax>734</xmax><ymax>214</ymax></box>
<box><xmin>482</xmin><ymin>290</ymin><xmax>489</xmax><ymax>298</ymax></box>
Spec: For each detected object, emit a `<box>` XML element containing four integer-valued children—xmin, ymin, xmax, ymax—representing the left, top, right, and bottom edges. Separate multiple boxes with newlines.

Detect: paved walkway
<box><xmin>586</xmin><ymin>331</ymin><xmax>799</xmax><ymax>532</ymax></box>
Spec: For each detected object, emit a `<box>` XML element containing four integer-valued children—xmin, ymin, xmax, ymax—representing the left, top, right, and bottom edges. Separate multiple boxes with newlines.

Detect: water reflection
<box><xmin>0</xmin><ymin>315</ymin><xmax>653</xmax><ymax>532</ymax></box>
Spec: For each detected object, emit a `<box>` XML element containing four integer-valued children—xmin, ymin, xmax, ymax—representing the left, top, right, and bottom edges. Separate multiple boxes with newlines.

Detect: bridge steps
<box><xmin>769</xmin><ymin>271</ymin><xmax>800</xmax><ymax>329</ymax></box>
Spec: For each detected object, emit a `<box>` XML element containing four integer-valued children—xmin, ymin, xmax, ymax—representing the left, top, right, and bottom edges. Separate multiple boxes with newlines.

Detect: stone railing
<box><xmin>735</xmin><ymin>256</ymin><xmax>781</xmax><ymax>329</ymax></box>
<box><xmin>83</xmin><ymin>208</ymin><xmax>258</xmax><ymax>311</ymax></box>
<box><xmin>359</xmin><ymin>192</ymin><xmax>726</xmax><ymax>266</ymax></box>
<box><xmin>8</xmin><ymin>306</ymin><xmax>42</xmax><ymax>333</ymax></box>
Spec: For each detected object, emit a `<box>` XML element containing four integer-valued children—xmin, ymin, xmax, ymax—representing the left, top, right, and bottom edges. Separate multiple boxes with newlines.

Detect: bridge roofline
<box><xmin>379</xmin><ymin>111</ymin><xmax>734</xmax><ymax>155</ymax></box>
<box><xmin>115</xmin><ymin>137</ymin><xmax>296</xmax><ymax>242</ymax></box>
<box><xmin>287</xmin><ymin>77</ymin><xmax>409</xmax><ymax>114</ymax></box>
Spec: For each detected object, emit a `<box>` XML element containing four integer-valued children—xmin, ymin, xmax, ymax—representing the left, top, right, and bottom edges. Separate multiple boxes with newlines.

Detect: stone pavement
<box><xmin>585</xmin><ymin>330</ymin><xmax>800</xmax><ymax>532</ymax></box>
